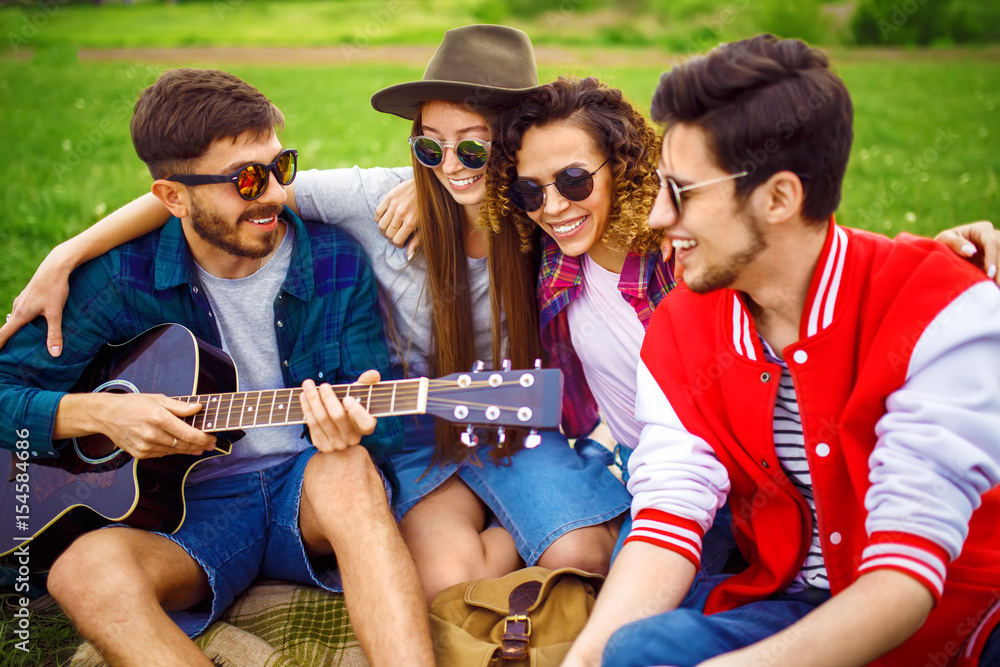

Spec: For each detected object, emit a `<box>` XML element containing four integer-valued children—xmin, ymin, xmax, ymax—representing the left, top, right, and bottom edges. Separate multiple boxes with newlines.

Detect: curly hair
<box><xmin>480</xmin><ymin>77</ymin><xmax>662</xmax><ymax>256</ymax></box>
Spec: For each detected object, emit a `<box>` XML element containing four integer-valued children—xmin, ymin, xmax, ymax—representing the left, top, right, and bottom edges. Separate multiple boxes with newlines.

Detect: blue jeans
<box><xmin>603</xmin><ymin>573</ymin><xmax>831</xmax><ymax>667</ymax></box>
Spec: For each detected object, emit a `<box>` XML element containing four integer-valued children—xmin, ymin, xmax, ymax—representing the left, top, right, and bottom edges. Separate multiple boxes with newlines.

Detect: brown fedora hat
<box><xmin>371</xmin><ymin>24</ymin><xmax>540</xmax><ymax>120</ymax></box>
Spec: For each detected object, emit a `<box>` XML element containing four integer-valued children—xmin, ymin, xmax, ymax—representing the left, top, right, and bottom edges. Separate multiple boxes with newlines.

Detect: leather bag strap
<box><xmin>500</xmin><ymin>580</ymin><xmax>542</xmax><ymax>660</ymax></box>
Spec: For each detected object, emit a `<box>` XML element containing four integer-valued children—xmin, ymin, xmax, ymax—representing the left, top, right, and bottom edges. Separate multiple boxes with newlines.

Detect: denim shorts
<box><xmin>391</xmin><ymin>414</ymin><xmax>630</xmax><ymax>565</ymax></box>
<box><xmin>142</xmin><ymin>447</ymin><xmax>381</xmax><ymax>637</ymax></box>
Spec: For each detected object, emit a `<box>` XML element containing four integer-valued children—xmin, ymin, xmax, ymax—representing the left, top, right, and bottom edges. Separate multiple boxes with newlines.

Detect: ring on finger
<box><xmin>170</xmin><ymin>437</ymin><xmax>178</xmax><ymax>448</ymax></box>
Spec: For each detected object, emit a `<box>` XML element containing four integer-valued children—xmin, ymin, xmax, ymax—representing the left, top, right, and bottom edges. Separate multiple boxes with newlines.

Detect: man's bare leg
<box><xmin>47</xmin><ymin>527</ymin><xmax>212</xmax><ymax>667</ymax></box>
<box><xmin>299</xmin><ymin>446</ymin><xmax>434</xmax><ymax>666</ymax></box>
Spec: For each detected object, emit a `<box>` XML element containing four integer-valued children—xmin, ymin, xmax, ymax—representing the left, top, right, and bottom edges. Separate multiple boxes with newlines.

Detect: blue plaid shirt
<box><xmin>0</xmin><ymin>207</ymin><xmax>402</xmax><ymax>466</ymax></box>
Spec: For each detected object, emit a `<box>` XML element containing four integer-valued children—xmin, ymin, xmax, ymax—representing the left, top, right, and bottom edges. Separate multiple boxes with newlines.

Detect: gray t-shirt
<box><xmin>190</xmin><ymin>225</ymin><xmax>304</xmax><ymax>484</ymax></box>
<box><xmin>295</xmin><ymin>166</ymin><xmax>498</xmax><ymax>378</ymax></box>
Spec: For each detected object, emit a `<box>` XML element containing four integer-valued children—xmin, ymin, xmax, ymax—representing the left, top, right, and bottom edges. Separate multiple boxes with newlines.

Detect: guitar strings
<box><xmin>175</xmin><ymin>378</ymin><xmax>538</xmax><ymax>431</ymax></box>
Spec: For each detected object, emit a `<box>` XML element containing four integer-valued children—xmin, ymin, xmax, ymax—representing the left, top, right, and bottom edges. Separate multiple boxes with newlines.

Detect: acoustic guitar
<box><xmin>1</xmin><ymin>323</ymin><xmax>562</xmax><ymax>569</ymax></box>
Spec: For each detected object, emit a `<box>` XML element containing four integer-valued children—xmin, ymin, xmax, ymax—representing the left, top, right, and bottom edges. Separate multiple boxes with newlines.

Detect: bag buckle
<box><xmin>501</xmin><ymin>613</ymin><xmax>531</xmax><ymax>660</ymax></box>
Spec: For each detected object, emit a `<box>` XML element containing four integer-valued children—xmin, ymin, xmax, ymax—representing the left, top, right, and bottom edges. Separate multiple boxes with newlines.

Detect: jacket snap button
<box><xmin>792</xmin><ymin>350</ymin><xmax>808</xmax><ymax>364</ymax></box>
<box><xmin>760</xmin><ymin>372</ymin><xmax>771</xmax><ymax>383</ymax></box>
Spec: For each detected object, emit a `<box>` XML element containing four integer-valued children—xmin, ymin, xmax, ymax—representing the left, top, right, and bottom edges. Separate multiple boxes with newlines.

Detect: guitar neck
<box><xmin>174</xmin><ymin>378</ymin><xmax>429</xmax><ymax>432</ymax></box>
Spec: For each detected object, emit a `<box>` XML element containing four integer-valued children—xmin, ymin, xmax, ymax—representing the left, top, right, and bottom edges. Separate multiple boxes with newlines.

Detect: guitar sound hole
<box><xmin>76</xmin><ymin>434</ymin><xmax>121</xmax><ymax>461</ymax></box>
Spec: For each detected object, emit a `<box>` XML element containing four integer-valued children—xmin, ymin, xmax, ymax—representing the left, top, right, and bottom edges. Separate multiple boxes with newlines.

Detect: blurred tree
<box><xmin>852</xmin><ymin>0</ymin><xmax>1000</xmax><ymax>45</ymax></box>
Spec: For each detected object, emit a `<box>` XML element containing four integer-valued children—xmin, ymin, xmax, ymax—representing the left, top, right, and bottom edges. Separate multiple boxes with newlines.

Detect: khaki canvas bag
<box><xmin>429</xmin><ymin>566</ymin><xmax>604</xmax><ymax>666</ymax></box>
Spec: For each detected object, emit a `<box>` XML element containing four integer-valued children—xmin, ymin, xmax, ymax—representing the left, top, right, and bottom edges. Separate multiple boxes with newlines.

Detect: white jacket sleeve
<box><xmin>625</xmin><ymin>359</ymin><xmax>731</xmax><ymax>567</ymax></box>
<box><xmin>863</xmin><ymin>281</ymin><xmax>1000</xmax><ymax>598</ymax></box>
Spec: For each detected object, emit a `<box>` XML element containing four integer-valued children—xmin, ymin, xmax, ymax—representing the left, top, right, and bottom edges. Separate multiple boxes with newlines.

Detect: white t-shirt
<box><xmin>566</xmin><ymin>254</ymin><xmax>646</xmax><ymax>447</ymax></box>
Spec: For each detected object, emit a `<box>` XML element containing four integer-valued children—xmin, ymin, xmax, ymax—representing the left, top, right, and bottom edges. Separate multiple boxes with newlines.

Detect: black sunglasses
<box><xmin>166</xmin><ymin>149</ymin><xmax>298</xmax><ymax>202</ymax></box>
<box><xmin>408</xmin><ymin>136</ymin><xmax>491</xmax><ymax>170</ymax></box>
<box><xmin>510</xmin><ymin>159</ymin><xmax>609</xmax><ymax>213</ymax></box>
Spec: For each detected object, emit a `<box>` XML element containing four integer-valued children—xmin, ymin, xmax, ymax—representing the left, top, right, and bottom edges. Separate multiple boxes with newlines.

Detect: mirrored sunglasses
<box><xmin>408</xmin><ymin>136</ymin><xmax>491</xmax><ymax>170</ymax></box>
<box><xmin>509</xmin><ymin>159</ymin><xmax>609</xmax><ymax>213</ymax></box>
<box><xmin>166</xmin><ymin>149</ymin><xmax>298</xmax><ymax>201</ymax></box>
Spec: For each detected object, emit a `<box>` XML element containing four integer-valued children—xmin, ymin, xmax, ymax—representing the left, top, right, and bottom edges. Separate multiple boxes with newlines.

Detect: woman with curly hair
<box><xmin>482</xmin><ymin>76</ymin><xmax>674</xmax><ymax>461</ymax></box>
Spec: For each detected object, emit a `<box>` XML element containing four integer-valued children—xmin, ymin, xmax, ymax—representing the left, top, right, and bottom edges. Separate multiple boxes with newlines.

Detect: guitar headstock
<box><xmin>425</xmin><ymin>366</ymin><xmax>563</xmax><ymax>432</ymax></box>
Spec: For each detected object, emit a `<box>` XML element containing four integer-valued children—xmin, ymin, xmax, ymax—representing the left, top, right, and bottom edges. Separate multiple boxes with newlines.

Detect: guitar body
<box><xmin>0</xmin><ymin>324</ymin><xmax>239</xmax><ymax>569</ymax></box>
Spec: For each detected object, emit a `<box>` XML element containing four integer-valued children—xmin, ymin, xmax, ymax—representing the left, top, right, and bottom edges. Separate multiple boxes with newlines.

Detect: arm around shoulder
<box><xmin>0</xmin><ymin>192</ymin><xmax>171</xmax><ymax>356</ymax></box>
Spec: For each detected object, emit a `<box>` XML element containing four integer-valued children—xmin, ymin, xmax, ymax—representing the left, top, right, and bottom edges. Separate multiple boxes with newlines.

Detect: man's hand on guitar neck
<box><xmin>299</xmin><ymin>370</ymin><xmax>380</xmax><ymax>452</ymax></box>
<box><xmin>55</xmin><ymin>392</ymin><xmax>217</xmax><ymax>458</ymax></box>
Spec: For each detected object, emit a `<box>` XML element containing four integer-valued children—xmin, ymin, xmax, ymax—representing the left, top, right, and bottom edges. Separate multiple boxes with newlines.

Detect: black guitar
<box><xmin>1</xmin><ymin>323</ymin><xmax>563</xmax><ymax>569</ymax></box>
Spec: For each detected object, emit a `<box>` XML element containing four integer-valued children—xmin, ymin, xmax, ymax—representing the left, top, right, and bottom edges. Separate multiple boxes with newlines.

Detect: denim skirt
<box><xmin>391</xmin><ymin>414</ymin><xmax>630</xmax><ymax>565</ymax></box>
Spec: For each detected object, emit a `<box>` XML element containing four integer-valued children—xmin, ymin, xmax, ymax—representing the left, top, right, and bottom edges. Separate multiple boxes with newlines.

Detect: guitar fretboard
<box><xmin>173</xmin><ymin>378</ymin><xmax>428</xmax><ymax>432</ymax></box>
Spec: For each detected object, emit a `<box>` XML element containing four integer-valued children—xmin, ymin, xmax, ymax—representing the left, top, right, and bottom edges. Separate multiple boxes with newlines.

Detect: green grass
<box><xmin>0</xmin><ymin>0</ymin><xmax>851</xmax><ymax>51</ymax></box>
<box><xmin>0</xmin><ymin>591</ymin><xmax>80</xmax><ymax>667</ymax></box>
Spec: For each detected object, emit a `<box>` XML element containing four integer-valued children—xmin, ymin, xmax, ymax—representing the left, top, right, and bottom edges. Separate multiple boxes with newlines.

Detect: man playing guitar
<box><xmin>0</xmin><ymin>68</ymin><xmax>433</xmax><ymax>667</ymax></box>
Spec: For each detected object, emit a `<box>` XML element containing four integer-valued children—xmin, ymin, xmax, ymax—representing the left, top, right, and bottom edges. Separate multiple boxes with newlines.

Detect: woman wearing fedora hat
<box><xmin>347</xmin><ymin>24</ymin><xmax>631</xmax><ymax>602</ymax></box>
<box><xmin>7</xmin><ymin>25</ymin><xmax>632</xmax><ymax>603</ymax></box>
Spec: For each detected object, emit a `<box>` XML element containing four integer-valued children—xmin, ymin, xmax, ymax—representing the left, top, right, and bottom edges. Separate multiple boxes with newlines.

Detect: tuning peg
<box><xmin>501</xmin><ymin>358</ymin><xmax>512</xmax><ymax>371</ymax></box>
<box><xmin>460</xmin><ymin>424</ymin><xmax>479</xmax><ymax>447</ymax></box>
<box><xmin>534</xmin><ymin>358</ymin><xmax>542</xmax><ymax>369</ymax></box>
<box><xmin>496</xmin><ymin>426</ymin><xmax>506</xmax><ymax>448</ymax></box>
<box><xmin>524</xmin><ymin>429</ymin><xmax>542</xmax><ymax>449</ymax></box>
<box><xmin>472</xmin><ymin>360</ymin><xmax>485</xmax><ymax>373</ymax></box>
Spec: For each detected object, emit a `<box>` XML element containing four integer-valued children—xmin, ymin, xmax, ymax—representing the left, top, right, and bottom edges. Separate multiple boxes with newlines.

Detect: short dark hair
<box><xmin>652</xmin><ymin>34</ymin><xmax>853</xmax><ymax>224</ymax></box>
<box><xmin>130</xmin><ymin>68</ymin><xmax>285</xmax><ymax>179</ymax></box>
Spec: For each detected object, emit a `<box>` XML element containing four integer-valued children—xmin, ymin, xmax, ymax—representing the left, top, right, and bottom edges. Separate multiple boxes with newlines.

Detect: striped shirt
<box><xmin>762</xmin><ymin>338</ymin><xmax>830</xmax><ymax>591</ymax></box>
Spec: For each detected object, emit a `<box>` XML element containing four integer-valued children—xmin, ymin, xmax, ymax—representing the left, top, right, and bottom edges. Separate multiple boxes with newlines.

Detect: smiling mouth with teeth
<box><xmin>552</xmin><ymin>217</ymin><xmax>585</xmax><ymax>234</ymax></box>
<box><xmin>449</xmin><ymin>174</ymin><xmax>483</xmax><ymax>187</ymax></box>
<box><xmin>672</xmin><ymin>239</ymin><xmax>698</xmax><ymax>250</ymax></box>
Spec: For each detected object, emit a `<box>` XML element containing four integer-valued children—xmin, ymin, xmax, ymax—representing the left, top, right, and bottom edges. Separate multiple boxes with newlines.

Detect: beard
<box><xmin>189</xmin><ymin>196</ymin><xmax>283</xmax><ymax>260</ymax></box>
<box><xmin>686</xmin><ymin>209</ymin><xmax>768</xmax><ymax>295</ymax></box>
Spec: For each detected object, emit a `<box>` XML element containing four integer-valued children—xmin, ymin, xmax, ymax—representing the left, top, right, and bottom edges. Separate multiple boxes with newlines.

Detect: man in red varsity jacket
<box><xmin>565</xmin><ymin>35</ymin><xmax>1000</xmax><ymax>667</ymax></box>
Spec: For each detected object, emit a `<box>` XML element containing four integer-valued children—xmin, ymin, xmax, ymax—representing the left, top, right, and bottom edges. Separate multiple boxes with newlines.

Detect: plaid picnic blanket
<box><xmin>70</xmin><ymin>580</ymin><xmax>369</xmax><ymax>667</ymax></box>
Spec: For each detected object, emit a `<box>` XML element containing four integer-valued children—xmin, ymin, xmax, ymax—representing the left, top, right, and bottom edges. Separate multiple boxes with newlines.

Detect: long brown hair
<box><xmin>410</xmin><ymin>104</ymin><xmax>544</xmax><ymax>465</ymax></box>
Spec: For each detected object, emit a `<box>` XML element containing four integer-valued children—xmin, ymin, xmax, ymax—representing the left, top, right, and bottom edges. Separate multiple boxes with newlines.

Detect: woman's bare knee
<box><xmin>536</xmin><ymin>524</ymin><xmax>617</xmax><ymax>575</ymax></box>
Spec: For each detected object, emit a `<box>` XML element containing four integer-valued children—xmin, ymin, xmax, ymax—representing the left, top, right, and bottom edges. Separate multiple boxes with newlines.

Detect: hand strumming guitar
<box><xmin>54</xmin><ymin>391</ymin><xmax>217</xmax><ymax>458</ymax></box>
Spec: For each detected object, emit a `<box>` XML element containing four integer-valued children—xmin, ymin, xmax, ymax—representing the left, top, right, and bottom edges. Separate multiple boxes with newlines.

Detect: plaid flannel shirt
<box><xmin>537</xmin><ymin>235</ymin><xmax>677</xmax><ymax>439</ymax></box>
<box><xmin>0</xmin><ymin>207</ymin><xmax>402</xmax><ymax>465</ymax></box>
